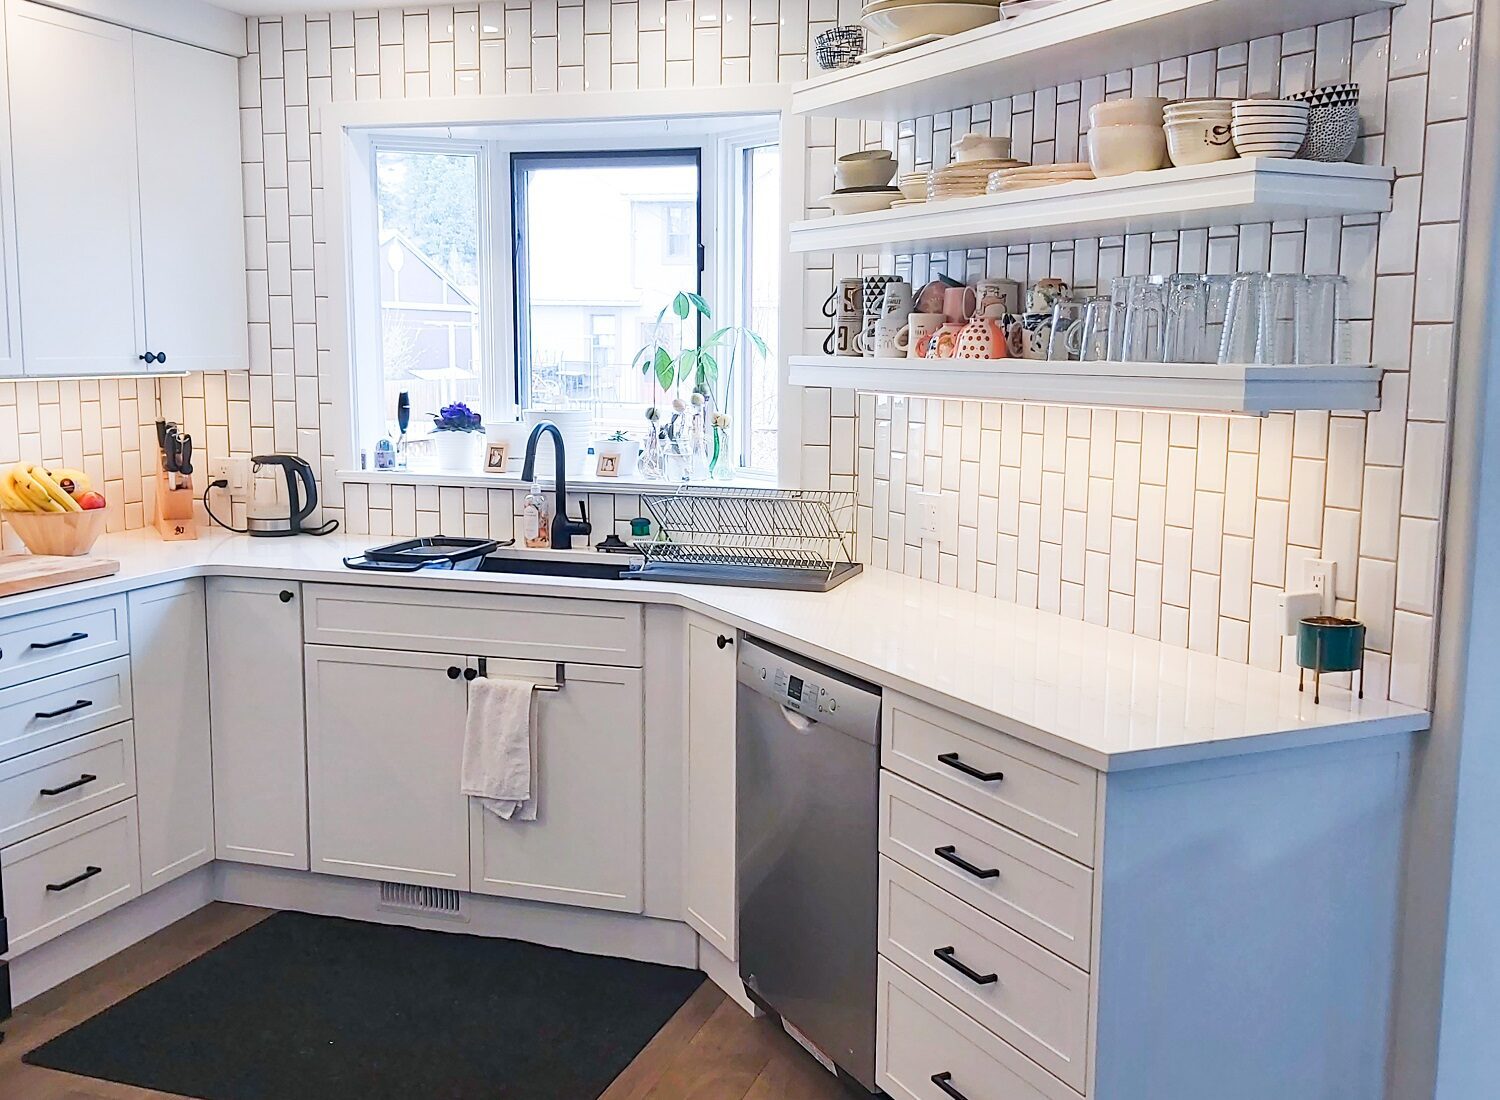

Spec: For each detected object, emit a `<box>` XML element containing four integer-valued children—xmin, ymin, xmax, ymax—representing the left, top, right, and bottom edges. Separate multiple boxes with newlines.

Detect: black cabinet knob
<box><xmin>157</xmin><ymin>352</ymin><xmax>167</xmax><ymax>364</ymax></box>
<box><xmin>716</xmin><ymin>634</ymin><xmax>733</xmax><ymax>649</ymax></box>
<box><xmin>279</xmin><ymin>590</ymin><xmax>294</xmax><ymax>603</ymax></box>
<box><xmin>446</xmin><ymin>666</ymin><xmax>461</xmax><ymax>679</ymax></box>
<box><xmin>139</xmin><ymin>352</ymin><xmax>155</xmax><ymax>364</ymax></box>
<box><xmin>463</xmin><ymin>667</ymin><xmax>477</xmax><ymax>681</ymax></box>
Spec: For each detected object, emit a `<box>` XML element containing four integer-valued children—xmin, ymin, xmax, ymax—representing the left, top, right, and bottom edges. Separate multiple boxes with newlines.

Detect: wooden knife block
<box><xmin>153</xmin><ymin>459</ymin><xmax>198</xmax><ymax>541</ymax></box>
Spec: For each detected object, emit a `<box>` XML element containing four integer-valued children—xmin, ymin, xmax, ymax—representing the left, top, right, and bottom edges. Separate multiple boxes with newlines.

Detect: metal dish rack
<box><xmin>627</xmin><ymin>487</ymin><xmax>862</xmax><ymax>592</ymax></box>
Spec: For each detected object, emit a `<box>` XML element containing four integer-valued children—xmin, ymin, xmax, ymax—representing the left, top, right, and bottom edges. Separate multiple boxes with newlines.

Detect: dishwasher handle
<box><xmin>779</xmin><ymin>705</ymin><xmax>818</xmax><ymax>731</ymax></box>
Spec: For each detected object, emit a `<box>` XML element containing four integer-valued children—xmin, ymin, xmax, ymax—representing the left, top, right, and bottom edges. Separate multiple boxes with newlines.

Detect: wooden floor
<box><xmin>0</xmin><ymin>903</ymin><xmax>852</xmax><ymax>1100</ymax></box>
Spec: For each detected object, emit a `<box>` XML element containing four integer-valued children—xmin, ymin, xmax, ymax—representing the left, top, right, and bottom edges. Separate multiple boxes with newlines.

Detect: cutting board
<box><xmin>0</xmin><ymin>553</ymin><xmax>120</xmax><ymax>598</ymax></box>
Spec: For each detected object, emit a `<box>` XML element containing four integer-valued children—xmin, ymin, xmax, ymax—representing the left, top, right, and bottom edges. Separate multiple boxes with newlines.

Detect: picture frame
<box><xmin>595</xmin><ymin>453</ymin><xmax>620</xmax><ymax>478</ymax></box>
<box><xmin>485</xmin><ymin>442</ymin><xmax>510</xmax><ymax>473</ymax></box>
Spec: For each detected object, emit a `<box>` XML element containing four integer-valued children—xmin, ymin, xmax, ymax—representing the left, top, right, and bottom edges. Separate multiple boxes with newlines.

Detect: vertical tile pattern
<box><xmin>0</xmin><ymin>4</ymin><xmax>1469</xmax><ymax>711</ymax></box>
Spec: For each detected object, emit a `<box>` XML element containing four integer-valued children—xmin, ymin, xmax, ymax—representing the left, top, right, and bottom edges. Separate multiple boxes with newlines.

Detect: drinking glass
<box><xmin>1162</xmin><ymin>274</ymin><xmax>1211</xmax><ymax>363</ymax></box>
<box><xmin>1218</xmin><ymin>273</ymin><xmax>1268</xmax><ymax>364</ymax></box>
<box><xmin>1047</xmin><ymin>299</ymin><xmax>1086</xmax><ymax>361</ymax></box>
<box><xmin>1074</xmin><ymin>296</ymin><xmax>1116</xmax><ymax>361</ymax></box>
<box><xmin>1296</xmin><ymin>274</ymin><xmax>1351</xmax><ymax>365</ymax></box>
<box><xmin>1118</xmin><ymin>275</ymin><xmax>1171</xmax><ymax>362</ymax></box>
<box><xmin>1256</xmin><ymin>274</ymin><xmax>1303</xmax><ymax>364</ymax></box>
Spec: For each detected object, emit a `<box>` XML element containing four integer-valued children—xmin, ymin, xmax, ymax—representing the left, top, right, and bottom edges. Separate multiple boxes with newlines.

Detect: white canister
<box><xmin>432</xmin><ymin>430</ymin><xmax>481</xmax><ymax>471</ymax></box>
<box><xmin>523</xmin><ymin>408</ymin><xmax>591</xmax><ymax>477</ymax></box>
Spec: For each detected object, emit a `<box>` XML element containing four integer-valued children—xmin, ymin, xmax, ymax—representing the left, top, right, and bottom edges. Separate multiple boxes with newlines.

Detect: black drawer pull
<box><xmin>934</xmin><ymin>945</ymin><xmax>998</xmax><ymax>985</ymax></box>
<box><xmin>40</xmin><ymin>773</ymin><xmax>97</xmax><ymax>797</ymax></box>
<box><xmin>279</xmin><ymin>589</ymin><xmax>294</xmax><ymax>603</ymax></box>
<box><xmin>716</xmin><ymin>634</ymin><xmax>733</xmax><ymax>649</ymax></box>
<box><xmin>937</xmin><ymin>752</ymin><xmax>1003</xmax><ymax>783</ymax></box>
<box><xmin>34</xmin><ymin>699</ymin><xmax>92</xmax><ymax>720</ymax></box>
<box><xmin>46</xmin><ymin>865</ymin><xmax>102</xmax><ymax>892</ymax></box>
<box><xmin>463</xmin><ymin>667</ymin><xmax>477</xmax><ymax>681</ymax></box>
<box><xmin>931</xmin><ymin>1072</ymin><xmax>970</xmax><ymax>1100</ymax></box>
<box><xmin>446</xmin><ymin>666</ymin><xmax>461</xmax><ymax>679</ymax></box>
<box><xmin>30</xmin><ymin>631</ymin><xmax>88</xmax><ymax>651</ymax></box>
<box><xmin>934</xmin><ymin>844</ymin><xmax>999</xmax><ymax>880</ymax></box>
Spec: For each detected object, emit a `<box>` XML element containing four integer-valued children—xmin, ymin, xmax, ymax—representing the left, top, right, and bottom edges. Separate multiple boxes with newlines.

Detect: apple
<box><xmin>75</xmin><ymin>491</ymin><xmax>106</xmax><ymax>511</ymax></box>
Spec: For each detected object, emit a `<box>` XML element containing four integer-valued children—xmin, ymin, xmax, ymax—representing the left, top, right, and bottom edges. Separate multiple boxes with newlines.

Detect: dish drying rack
<box><xmin>626</xmin><ymin>487</ymin><xmax>862</xmax><ymax>592</ymax></box>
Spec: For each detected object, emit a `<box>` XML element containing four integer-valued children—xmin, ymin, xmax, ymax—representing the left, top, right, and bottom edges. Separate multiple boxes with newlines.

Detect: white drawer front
<box><xmin>0</xmin><ymin>655</ymin><xmax>134</xmax><ymax>763</ymax></box>
<box><xmin>878</xmin><ymin>958</ymin><xmax>1076</xmax><ymax>1100</ymax></box>
<box><xmin>884</xmin><ymin>692</ymin><xmax>1098</xmax><ymax>864</ymax></box>
<box><xmin>302</xmin><ymin>584</ymin><xmax>643</xmax><ymax>667</ymax></box>
<box><xmin>881</xmin><ymin>859</ymin><xmax>1089</xmax><ymax>1091</ymax></box>
<box><xmin>0</xmin><ymin>722</ymin><xmax>136</xmax><ymax>848</ymax></box>
<box><xmin>881</xmin><ymin>773</ymin><xmax>1093</xmax><ymax>970</ymax></box>
<box><xmin>1</xmin><ymin>799</ymin><xmax>141</xmax><ymax>955</ymax></box>
<box><xmin>0</xmin><ymin>595</ymin><xmax>129</xmax><ymax>691</ymax></box>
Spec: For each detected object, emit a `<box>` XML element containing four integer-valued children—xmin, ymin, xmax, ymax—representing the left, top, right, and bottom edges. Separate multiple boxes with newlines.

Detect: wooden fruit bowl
<box><xmin>2</xmin><ymin>509</ymin><xmax>107</xmax><ymax>556</ymax></box>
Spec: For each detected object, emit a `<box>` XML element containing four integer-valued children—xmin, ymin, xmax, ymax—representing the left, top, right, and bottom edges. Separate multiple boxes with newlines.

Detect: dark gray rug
<box><xmin>26</xmin><ymin>910</ymin><xmax>703</xmax><ymax>1099</ymax></box>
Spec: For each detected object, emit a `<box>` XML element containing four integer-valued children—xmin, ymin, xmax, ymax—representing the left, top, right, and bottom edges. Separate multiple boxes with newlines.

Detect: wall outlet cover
<box><xmin>914</xmin><ymin>490</ymin><xmax>942</xmax><ymax>540</ymax></box>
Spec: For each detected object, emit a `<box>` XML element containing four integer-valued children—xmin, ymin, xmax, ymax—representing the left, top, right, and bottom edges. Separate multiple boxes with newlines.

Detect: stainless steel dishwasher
<box><xmin>736</xmin><ymin>637</ymin><xmax>882</xmax><ymax>1094</ymax></box>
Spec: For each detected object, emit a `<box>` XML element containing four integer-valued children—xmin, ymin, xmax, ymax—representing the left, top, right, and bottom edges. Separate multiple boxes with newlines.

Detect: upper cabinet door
<box><xmin>6</xmin><ymin>2</ymin><xmax>146</xmax><ymax>376</ymax></box>
<box><xmin>0</xmin><ymin>10</ymin><xmax>23</xmax><ymax>376</ymax></box>
<box><xmin>133</xmin><ymin>31</ymin><xmax>247</xmax><ymax>373</ymax></box>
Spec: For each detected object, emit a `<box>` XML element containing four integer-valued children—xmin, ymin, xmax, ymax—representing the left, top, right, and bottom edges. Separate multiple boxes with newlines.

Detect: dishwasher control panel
<box><xmin>738</xmin><ymin>638</ymin><xmax>881</xmax><ymax>743</ymax></box>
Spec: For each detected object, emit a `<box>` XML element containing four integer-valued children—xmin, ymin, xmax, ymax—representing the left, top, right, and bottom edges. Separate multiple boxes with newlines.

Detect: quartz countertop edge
<box><xmin>0</xmin><ymin>529</ymin><xmax>1430</xmax><ymax>772</ymax></box>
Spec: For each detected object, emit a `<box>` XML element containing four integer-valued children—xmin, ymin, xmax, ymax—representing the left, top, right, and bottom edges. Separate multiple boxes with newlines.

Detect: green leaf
<box><xmin>653</xmin><ymin>346</ymin><xmax>675</xmax><ymax>389</ymax></box>
<box><xmin>685</xmin><ymin>292</ymin><xmax>712</xmax><ymax>319</ymax></box>
<box><xmin>698</xmin><ymin>351</ymin><xmax>719</xmax><ymax>390</ymax></box>
<box><xmin>746</xmin><ymin>331</ymin><xmax>770</xmax><ymax>357</ymax></box>
<box><xmin>672</xmin><ymin>292</ymin><xmax>691</xmax><ymax>320</ymax></box>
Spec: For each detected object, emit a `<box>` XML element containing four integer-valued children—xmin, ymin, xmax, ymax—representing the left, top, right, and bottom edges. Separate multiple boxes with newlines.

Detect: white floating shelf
<box><xmin>794</xmin><ymin>0</ymin><xmax>1404</xmax><ymax>120</ymax></box>
<box><xmin>789</xmin><ymin>159</ymin><xmax>1393</xmax><ymax>256</ymax></box>
<box><xmin>788</xmin><ymin>356</ymin><xmax>1384</xmax><ymax>415</ymax></box>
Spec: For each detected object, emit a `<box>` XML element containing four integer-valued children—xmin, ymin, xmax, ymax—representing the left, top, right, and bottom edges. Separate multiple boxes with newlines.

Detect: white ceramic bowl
<box><xmin>821</xmin><ymin>189</ymin><xmax>900</xmax><ymax>215</ymax></box>
<box><xmin>835</xmin><ymin>157</ymin><xmax>898</xmax><ymax>189</ymax></box>
<box><xmin>838</xmin><ymin>149</ymin><xmax>896</xmax><ymax>163</ymax></box>
<box><xmin>861</xmin><ymin>2</ymin><xmax>998</xmax><ymax>44</ymax></box>
<box><xmin>1089</xmin><ymin>97</ymin><xmax>1169</xmax><ymax>128</ymax></box>
<box><xmin>1165</xmin><ymin>119</ymin><xmax>1238</xmax><ymax>166</ymax></box>
<box><xmin>898</xmin><ymin>175</ymin><xmax>929</xmax><ymax>200</ymax></box>
<box><xmin>953</xmin><ymin>132</ymin><xmax>1013</xmax><ymax>162</ymax></box>
<box><xmin>1087</xmin><ymin>123</ymin><xmax>1168</xmax><ymax>176</ymax></box>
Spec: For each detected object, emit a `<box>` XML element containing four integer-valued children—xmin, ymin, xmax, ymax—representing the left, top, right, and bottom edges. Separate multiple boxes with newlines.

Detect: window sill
<box><xmin>337</xmin><ymin>468</ymin><xmax>778</xmax><ymax>494</ymax></box>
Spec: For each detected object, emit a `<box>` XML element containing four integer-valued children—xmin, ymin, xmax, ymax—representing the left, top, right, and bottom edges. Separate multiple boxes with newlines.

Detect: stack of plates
<box><xmin>895</xmin><ymin>171</ymin><xmax>930</xmax><ymax>206</ymax></box>
<box><xmin>986</xmin><ymin>161</ymin><xmax>1094</xmax><ymax>192</ymax></box>
<box><xmin>861</xmin><ymin>0</ymin><xmax>1002</xmax><ymax>47</ymax></box>
<box><xmin>928</xmin><ymin>157</ymin><xmax>1026</xmax><ymax>199</ymax></box>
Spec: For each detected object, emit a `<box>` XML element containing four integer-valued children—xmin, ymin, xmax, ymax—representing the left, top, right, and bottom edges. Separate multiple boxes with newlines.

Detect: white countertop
<box><xmin>0</xmin><ymin>529</ymin><xmax>1428</xmax><ymax>771</ymax></box>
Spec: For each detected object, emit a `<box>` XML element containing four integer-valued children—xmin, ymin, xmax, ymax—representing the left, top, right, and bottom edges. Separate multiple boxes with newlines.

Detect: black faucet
<box><xmin>520</xmin><ymin>421</ymin><xmax>591</xmax><ymax>550</ymax></box>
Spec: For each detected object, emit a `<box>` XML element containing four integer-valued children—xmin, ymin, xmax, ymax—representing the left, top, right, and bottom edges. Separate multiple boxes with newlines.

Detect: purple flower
<box><xmin>431</xmin><ymin>403</ymin><xmax>483</xmax><ymax>432</ymax></box>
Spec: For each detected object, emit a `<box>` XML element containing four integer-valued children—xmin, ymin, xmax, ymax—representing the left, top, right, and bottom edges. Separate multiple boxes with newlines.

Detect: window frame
<box><xmin>509</xmin><ymin>146</ymin><xmax>705</xmax><ymax>424</ymax></box>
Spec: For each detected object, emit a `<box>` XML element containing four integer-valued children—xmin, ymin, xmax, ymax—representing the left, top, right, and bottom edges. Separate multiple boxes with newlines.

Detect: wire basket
<box><xmin>635</xmin><ymin>487</ymin><xmax>858</xmax><ymax>584</ymax></box>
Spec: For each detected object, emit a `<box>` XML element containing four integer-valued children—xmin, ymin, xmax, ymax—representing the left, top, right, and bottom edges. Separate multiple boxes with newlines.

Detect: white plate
<box><xmin>855</xmin><ymin>33</ymin><xmax>944</xmax><ymax>61</ymax></box>
<box><xmin>862</xmin><ymin>2</ymin><xmax>999</xmax><ymax>44</ymax></box>
<box><xmin>820</xmin><ymin>191</ymin><xmax>900</xmax><ymax>215</ymax></box>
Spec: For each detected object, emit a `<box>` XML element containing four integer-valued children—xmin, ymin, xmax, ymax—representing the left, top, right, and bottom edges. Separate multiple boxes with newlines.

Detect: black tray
<box><xmin>344</xmin><ymin>536</ymin><xmax>506</xmax><ymax>573</ymax></box>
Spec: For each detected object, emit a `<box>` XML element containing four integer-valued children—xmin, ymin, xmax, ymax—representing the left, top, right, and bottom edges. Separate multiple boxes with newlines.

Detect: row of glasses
<box><xmin>1074</xmin><ymin>273</ymin><xmax>1352</xmax><ymax>365</ymax></box>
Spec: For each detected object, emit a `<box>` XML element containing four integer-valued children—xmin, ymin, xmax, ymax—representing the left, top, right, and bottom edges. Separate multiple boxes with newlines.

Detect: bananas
<box><xmin>2</xmin><ymin>463</ymin><xmax>86</xmax><ymax>513</ymax></box>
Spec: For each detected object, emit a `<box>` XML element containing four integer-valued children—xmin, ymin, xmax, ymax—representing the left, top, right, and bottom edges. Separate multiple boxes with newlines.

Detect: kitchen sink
<box><xmin>477</xmin><ymin>555</ymin><xmax>632</xmax><ymax>580</ymax></box>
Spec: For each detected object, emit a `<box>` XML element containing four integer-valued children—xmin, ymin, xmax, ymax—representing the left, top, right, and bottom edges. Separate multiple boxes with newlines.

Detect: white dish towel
<box><xmin>461</xmin><ymin>676</ymin><xmax>538</xmax><ymax>821</ymax></box>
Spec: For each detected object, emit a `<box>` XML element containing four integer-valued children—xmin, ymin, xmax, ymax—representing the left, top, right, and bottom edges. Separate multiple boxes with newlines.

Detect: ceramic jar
<box><xmin>955</xmin><ymin>306</ymin><xmax>1015</xmax><ymax>360</ymax></box>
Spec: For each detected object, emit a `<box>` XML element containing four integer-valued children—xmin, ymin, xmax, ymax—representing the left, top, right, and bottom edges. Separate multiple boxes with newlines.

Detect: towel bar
<box><xmin>475</xmin><ymin>658</ymin><xmax>565</xmax><ymax>692</ymax></box>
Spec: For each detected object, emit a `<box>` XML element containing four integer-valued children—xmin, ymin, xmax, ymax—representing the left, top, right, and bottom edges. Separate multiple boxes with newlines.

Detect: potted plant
<box><xmin>592</xmin><ymin>430</ymin><xmax>639</xmax><ymax>478</ymax></box>
<box><xmin>430</xmin><ymin>402</ymin><xmax>484</xmax><ymax>470</ymax></box>
<box><xmin>631</xmin><ymin>292</ymin><xmax>769</xmax><ymax>480</ymax></box>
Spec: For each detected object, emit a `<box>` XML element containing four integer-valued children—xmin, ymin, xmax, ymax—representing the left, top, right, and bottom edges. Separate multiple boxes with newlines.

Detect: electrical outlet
<box><xmin>1305</xmin><ymin>559</ymin><xmax>1336</xmax><ymax>614</ymax></box>
<box><xmin>209</xmin><ymin>457</ymin><xmax>250</xmax><ymax>497</ymax></box>
<box><xmin>914</xmin><ymin>491</ymin><xmax>942</xmax><ymax>541</ymax></box>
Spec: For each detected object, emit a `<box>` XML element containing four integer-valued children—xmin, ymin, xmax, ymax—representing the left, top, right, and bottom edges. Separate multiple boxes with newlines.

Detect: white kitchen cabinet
<box><xmin>307</xmin><ymin>645</ymin><xmax>471</xmax><ymax>891</ymax></box>
<box><xmin>4</xmin><ymin>1</ymin><xmax>245</xmax><ymax>376</ymax></box>
<box><xmin>682</xmin><ymin>616</ymin><xmax>738</xmax><ymax>958</ymax></box>
<box><xmin>470</xmin><ymin>661</ymin><xmax>645</xmax><ymax>913</ymax></box>
<box><xmin>207</xmin><ymin>578</ymin><xmax>308</xmax><ymax>870</ymax></box>
<box><xmin>0</xmin><ymin>5</ymin><xmax>22</xmax><ymax>376</ymax></box>
<box><xmin>128</xmin><ymin>580</ymin><xmax>214</xmax><ymax>891</ymax></box>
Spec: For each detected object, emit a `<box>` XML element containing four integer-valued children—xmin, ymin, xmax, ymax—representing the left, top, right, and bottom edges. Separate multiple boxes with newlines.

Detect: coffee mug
<box><xmin>823</xmin><ymin>278</ymin><xmax>864</xmax><ymax>319</ymax></box>
<box><xmin>942</xmin><ymin>286</ymin><xmax>978</xmax><ymax>323</ymax></box>
<box><xmin>881</xmin><ymin>281</ymin><xmax>915</xmax><ymax>318</ymax></box>
<box><xmin>975</xmin><ymin>278</ymin><xmax>1021</xmax><ymax>316</ymax></box>
<box><xmin>898</xmin><ymin>313</ymin><xmax>946</xmax><ymax>359</ymax></box>
<box><xmin>823</xmin><ymin>316</ymin><xmax>861</xmax><ymax>356</ymax></box>
<box><xmin>924</xmin><ymin>321</ymin><xmax>967</xmax><ymax>360</ymax></box>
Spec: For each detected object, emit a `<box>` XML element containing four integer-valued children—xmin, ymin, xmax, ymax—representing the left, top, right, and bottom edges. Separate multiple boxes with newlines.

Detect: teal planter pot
<box><xmin>1297</xmin><ymin>616</ymin><xmax>1367</xmax><ymax>703</ymax></box>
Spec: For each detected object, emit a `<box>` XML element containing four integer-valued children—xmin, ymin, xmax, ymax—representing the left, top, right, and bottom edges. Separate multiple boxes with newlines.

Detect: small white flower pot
<box><xmin>432</xmin><ymin>431</ymin><xmax>480</xmax><ymax>471</ymax></box>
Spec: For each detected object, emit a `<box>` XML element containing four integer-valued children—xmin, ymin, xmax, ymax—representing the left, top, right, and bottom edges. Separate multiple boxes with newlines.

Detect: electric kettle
<box><xmin>247</xmin><ymin>454</ymin><xmax>324</xmax><ymax>536</ymax></box>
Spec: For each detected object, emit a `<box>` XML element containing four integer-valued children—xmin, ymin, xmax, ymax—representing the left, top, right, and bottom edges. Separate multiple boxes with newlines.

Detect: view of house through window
<box><xmin>373</xmin><ymin>147</ymin><xmax>485</xmax><ymax>440</ymax></box>
<box><xmin>514</xmin><ymin>152</ymin><xmax>701</xmax><ymax>440</ymax></box>
<box><xmin>356</xmin><ymin>120</ymin><xmax>779</xmax><ymax>477</ymax></box>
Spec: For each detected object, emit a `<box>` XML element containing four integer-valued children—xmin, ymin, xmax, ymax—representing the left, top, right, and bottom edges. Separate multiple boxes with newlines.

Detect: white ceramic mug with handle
<box><xmin>897</xmin><ymin>313</ymin><xmax>946</xmax><ymax>359</ymax></box>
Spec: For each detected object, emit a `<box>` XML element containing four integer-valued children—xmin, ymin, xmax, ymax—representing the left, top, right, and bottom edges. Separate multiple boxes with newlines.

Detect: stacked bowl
<box><xmin>1087</xmin><ymin>97</ymin><xmax>1169</xmax><ymax>177</ymax></box>
<box><xmin>1162</xmin><ymin>98</ymin><xmax>1237</xmax><ymax>166</ymax></box>
<box><xmin>861</xmin><ymin>0</ymin><xmax>1001</xmax><ymax>47</ymax></box>
<box><xmin>1291</xmin><ymin>83</ymin><xmax>1361</xmax><ymax>162</ymax></box>
<box><xmin>1230</xmin><ymin>99</ymin><xmax>1311</xmax><ymax>158</ymax></box>
<box><xmin>822</xmin><ymin>149</ymin><xmax>901</xmax><ymax>214</ymax></box>
<box><xmin>895</xmin><ymin>171</ymin><xmax>930</xmax><ymax>206</ymax></box>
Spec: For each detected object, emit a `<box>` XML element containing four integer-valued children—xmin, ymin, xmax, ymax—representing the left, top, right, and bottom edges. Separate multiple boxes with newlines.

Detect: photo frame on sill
<box><xmin>596</xmin><ymin>453</ymin><xmax>620</xmax><ymax>478</ymax></box>
<box><xmin>485</xmin><ymin>442</ymin><xmax>510</xmax><ymax>473</ymax></box>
